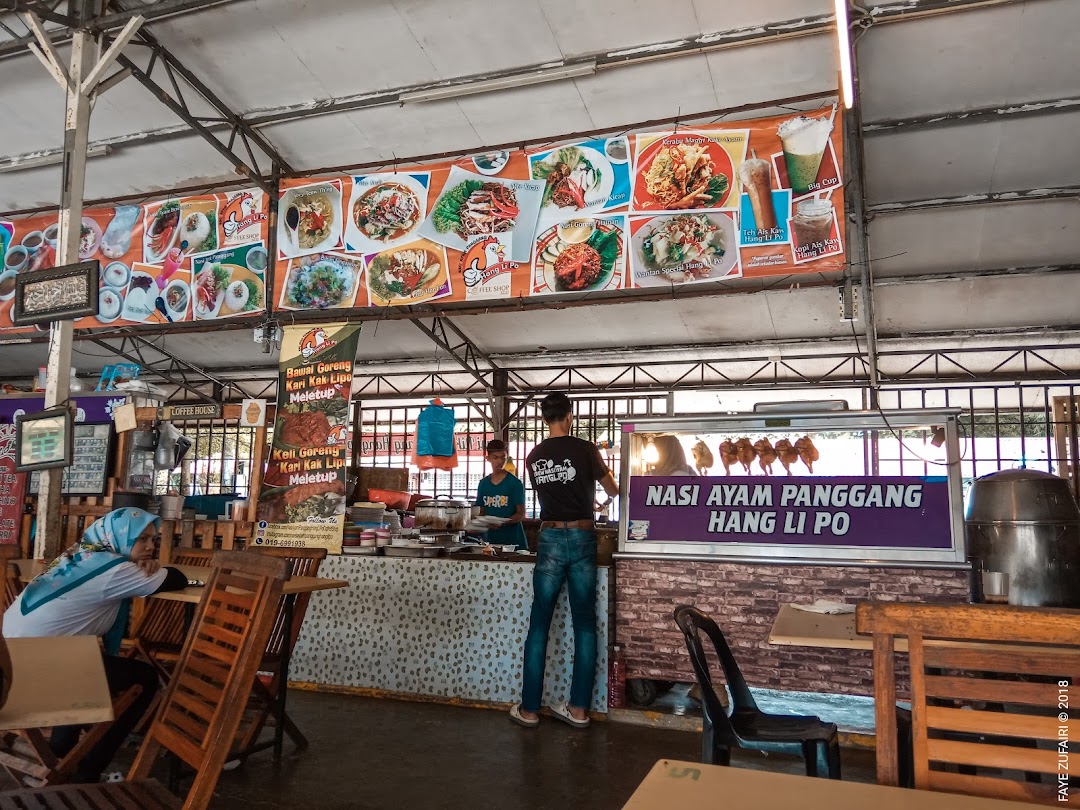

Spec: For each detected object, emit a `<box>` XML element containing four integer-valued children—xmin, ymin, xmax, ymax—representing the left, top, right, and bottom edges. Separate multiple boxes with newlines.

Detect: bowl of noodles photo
<box><xmin>278</xmin><ymin>182</ymin><xmax>344</xmax><ymax>258</ymax></box>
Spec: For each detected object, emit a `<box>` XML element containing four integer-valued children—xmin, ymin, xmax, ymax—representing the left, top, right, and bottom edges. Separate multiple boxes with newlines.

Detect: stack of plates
<box><xmin>382</xmin><ymin>511</ymin><xmax>402</xmax><ymax>532</ymax></box>
<box><xmin>342</xmin><ymin>546</ymin><xmax>379</xmax><ymax>556</ymax></box>
<box><xmin>343</xmin><ymin>526</ymin><xmax>364</xmax><ymax>547</ymax></box>
<box><xmin>349</xmin><ymin>502</ymin><xmax>386</xmax><ymax>525</ymax></box>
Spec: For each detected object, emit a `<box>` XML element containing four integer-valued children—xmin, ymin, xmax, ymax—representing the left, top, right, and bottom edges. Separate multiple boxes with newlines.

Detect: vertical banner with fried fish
<box><xmin>256</xmin><ymin>322</ymin><xmax>361</xmax><ymax>554</ymax></box>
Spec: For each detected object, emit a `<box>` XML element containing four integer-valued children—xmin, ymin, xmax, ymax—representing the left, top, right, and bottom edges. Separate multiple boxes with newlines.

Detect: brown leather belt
<box><xmin>540</xmin><ymin>519</ymin><xmax>594</xmax><ymax>530</ymax></box>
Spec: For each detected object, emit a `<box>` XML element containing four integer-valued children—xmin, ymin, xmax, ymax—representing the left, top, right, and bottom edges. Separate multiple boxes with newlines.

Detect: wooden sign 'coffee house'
<box><xmin>13</xmin><ymin>261</ymin><xmax>100</xmax><ymax>325</ymax></box>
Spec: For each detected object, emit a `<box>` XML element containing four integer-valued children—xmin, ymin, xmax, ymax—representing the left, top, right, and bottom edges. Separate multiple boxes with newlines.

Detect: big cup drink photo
<box><xmin>778</xmin><ymin>115</ymin><xmax>834</xmax><ymax>196</ymax></box>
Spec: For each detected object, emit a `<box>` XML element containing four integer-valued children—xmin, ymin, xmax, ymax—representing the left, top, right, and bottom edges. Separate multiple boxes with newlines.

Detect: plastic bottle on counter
<box><xmin>608</xmin><ymin>645</ymin><xmax>626</xmax><ymax>709</ymax></box>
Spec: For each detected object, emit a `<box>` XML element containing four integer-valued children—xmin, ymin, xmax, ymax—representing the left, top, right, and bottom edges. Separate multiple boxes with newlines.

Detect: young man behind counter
<box><xmin>474</xmin><ymin>439</ymin><xmax>528</xmax><ymax>550</ymax></box>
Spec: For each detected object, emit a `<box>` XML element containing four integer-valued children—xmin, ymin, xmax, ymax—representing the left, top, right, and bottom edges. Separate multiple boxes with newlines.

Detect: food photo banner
<box><xmin>0</xmin><ymin>188</ymin><xmax>270</xmax><ymax>334</ymax></box>
<box><xmin>275</xmin><ymin>107</ymin><xmax>846</xmax><ymax>310</ymax></box>
<box><xmin>626</xmin><ymin>475</ymin><xmax>952</xmax><ymax>548</ymax></box>
<box><xmin>1</xmin><ymin>107</ymin><xmax>845</xmax><ymax>331</ymax></box>
<box><xmin>255</xmin><ymin>322</ymin><xmax>361</xmax><ymax>555</ymax></box>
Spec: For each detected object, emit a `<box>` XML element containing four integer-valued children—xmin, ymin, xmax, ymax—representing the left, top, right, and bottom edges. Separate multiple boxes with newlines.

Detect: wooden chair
<box><xmin>5</xmin><ymin>550</ymin><xmax>288</xmax><ymax>809</ymax></box>
<box><xmin>231</xmin><ymin>546</ymin><xmax>327</xmax><ymax>757</ymax></box>
<box><xmin>857</xmin><ymin>601</ymin><xmax>1080</xmax><ymax>805</ymax></box>
<box><xmin>127</xmin><ymin>549</ymin><xmax>216</xmax><ymax>679</ymax></box>
<box><xmin>0</xmin><ymin>546</ymin><xmax>23</xmax><ymax>613</ymax></box>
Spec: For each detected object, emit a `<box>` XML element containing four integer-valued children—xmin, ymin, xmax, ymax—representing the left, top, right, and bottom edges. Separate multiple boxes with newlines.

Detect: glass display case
<box><xmin>618</xmin><ymin>408</ymin><xmax>966</xmax><ymax>565</ymax></box>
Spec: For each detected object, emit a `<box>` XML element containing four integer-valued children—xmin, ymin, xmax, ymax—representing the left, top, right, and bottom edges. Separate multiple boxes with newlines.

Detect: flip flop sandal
<box><xmin>509</xmin><ymin>703</ymin><xmax>539</xmax><ymax>728</ymax></box>
<box><xmin>550</xmin><ymin>702</ymin><xmax>590</xmax><ymax>728</ymax></box>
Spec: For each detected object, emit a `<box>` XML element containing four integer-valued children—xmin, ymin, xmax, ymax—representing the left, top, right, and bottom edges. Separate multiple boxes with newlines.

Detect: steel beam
<box><xmin>869</xmin><ymin>186</ymin><xmax>1080</xmax><ymax>215</ymax></box>
<box><xmin>0</xmin><ymin>0</ymin><xmax>1040</xmax><ymax>173</ymax></box>
<box><xmin>0</xmin><ymin>0</ymin><xmax>250</xmax><ymax>60</ymax></box>
<box><xmin>89</xmin><ymin>333</ymin><xmax>256</xmax><ymax>403</ymax></box>
<box><xmin>863</xmin><ymin>97</ymin><xmax>1080</xmax><ymax>135</ymax></box>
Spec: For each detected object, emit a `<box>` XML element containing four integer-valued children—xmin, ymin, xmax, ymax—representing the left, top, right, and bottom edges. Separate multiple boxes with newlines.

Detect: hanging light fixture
<box><xmin>835</xmin><ymin>0</ymin><xmax>855</xmax><ymax>109</ymax></box>
<box><xmin>643</xmin><ymin>441</ymin><xmax>660</xmax><ymax>466</ymax></box>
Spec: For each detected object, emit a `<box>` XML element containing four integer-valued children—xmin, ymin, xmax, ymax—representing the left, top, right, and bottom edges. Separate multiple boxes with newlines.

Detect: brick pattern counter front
<box><xmin>615</xmin><ymin>559</ymin><xmax>970</xmax><ymax>696</ymax></box>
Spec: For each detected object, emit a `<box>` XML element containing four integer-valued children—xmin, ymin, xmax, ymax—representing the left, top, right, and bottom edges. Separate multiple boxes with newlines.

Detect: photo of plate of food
<box><xmin>162</xmin><ymin>279</ymin><xmax>191</xmax><ymax>321</ymax></box>
<box><xmin>176</xmin><ymin>202</ymin><xmax>219</xmax><ymax>255</ymax></box>
<box><xmin>218</xmin><ymin>265</ymin><xmax>265</xmax><ymax>317</ymax></box>
<box><xmin>345</xmin><ymin>173</ymin><xmax>429</xmax><ymax>254</ymax></box>
<box><xmin>532</xmin><ymin>217</ymin><xmax>625</xmax><ymax>295</ymax></box>
<box><xmin>97</xmin><ymin>287</ymin><xmax>122</xmax><ymax>323</ymax></box>
<box><xmin>279</xmin><ymin>181</ymin><xmax>344</xmax><ymax>259</ymax></box>
<box><xmin>630</xmin><ymin>212</ymin><xmax>740</xmax><ymax>286</ymax></box>
<box><xmin>102</xmin><ymin>261</ymin><xmax>130</xmax><ymax>289</ymax></box>
<box><xmin>191</xmin><ymin>261</ymin><xmax>233</xmax><ymax>319</ymax></box>
<box><xmin>79</xmin><ymin>216</ymin><xmax>103</xmax><ymax>260</ymax></box>
<box><xmin>120</xmin><ymin>270</ymin><xmax>157</xmax><ymax>322</ymax></box>
<box><xmin>530</xmin><ymin>142</ymin><xmax>616</xmax><ymax>223</ymax></box>
<box><xmin>365</xmin><ymin>241</ymin><xmax>451</xmax><ymax>307</ymax></box>
<box><xmin>631</xmin><ymin>131</ymin><xmax>742</xmax><ymax>212</ymax></box>
<box><xmin>472</xmin><ymin>151</ymin><xmax>510</xmax><ymax>176</ymax></box>
<box><xmin>143</xmin><ymin>201</ymin><xmax>180</xmax><ymax>263</ymax></box>
<box><xmin>280</xmin><ymin>253</ymin><xmax>363</xmax><ymax>311</ymax></box>
<box><xmin>418</xmin><ymin>167</ymin><xmax>544</xmax><ymax>264</ymax></box>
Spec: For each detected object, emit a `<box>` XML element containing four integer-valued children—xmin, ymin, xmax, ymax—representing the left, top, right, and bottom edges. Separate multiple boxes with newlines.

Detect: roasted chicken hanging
<box><xmin>794</xmin><ymin>436</ymin><xmax>820</xmax><ymax>473</ymax></box>
<box><xmin>734</xmin><ymin>438</ymin><xmax>756</xmax><ymax>474</ymax></box>
<box><xmin>753</xmin><ymin>438</ymin><xmax>777</xmax><ymax>476</ymax></box>
<box><xmin>718</xmin><ymin>440</ymin><xmax>738</xmax><ymax>475</ymax></box>
<box><xmin>773</xmin><ymin>439</ymin><xmax>799</xmax><ymax>476</ymax></box>
<box><xmin>691</xmin><ymin>440</ymin><xmax>714</xmax><ymax>475</ymax></box>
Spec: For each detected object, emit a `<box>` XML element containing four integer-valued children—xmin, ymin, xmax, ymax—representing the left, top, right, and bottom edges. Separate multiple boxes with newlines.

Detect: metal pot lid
<box><xmin>966</xmin><ymin>469</ymin><xmax>1080</xmax><ymax>524</ymax></box>
<box><xmin>415</xmin><ymin>498</ymin><xmax>471</xmax><ymax>508</ymax></box>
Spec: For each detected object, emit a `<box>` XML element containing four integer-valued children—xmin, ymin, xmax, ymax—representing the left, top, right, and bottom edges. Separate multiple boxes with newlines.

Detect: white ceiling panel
<box><xmin>704</xmin><ymin>34</ymin><xmax>835</xmax><ymax>110</ymax></box>
<box><xmin>858</xmin><ymin>0</ymin><xmax>1080</xmax><ymax>121</ymax></box>
<box><xmin>573</xmin><ymin>56</ymin><xmax>720</xmax><ymax>129</ymax></box>
<box><xmin>538</xmin><ymin>0</ymin><xmax>700</xmax><ymax>57</ymax></box>
<box><xmin>876</xmin><ymin>273</ymin><xmax>1080</xmax><ymax>334</ymax></box>
<box><xmin>391</xmin><ymin>0</ymin><xmax>564</xmax><ymax>75</ymax></box>
<box><xmin>864</xmin><ymin>112</ymin><xmax>1080</xmax><ymax>204</ymax></box>
<box><xmin>260</xmin><ymin>114</ymin><xmax>377</xmax><ymax>172</ymax></box>
<box><xmin>455</xmin><ymin>81</ymin><xmax>595</xmax><ymax>146</ymax></box>
<box><xmin>869</xmin><ymin>200</ymin><xmax>1080</xmax><ymax>277</ymax></box>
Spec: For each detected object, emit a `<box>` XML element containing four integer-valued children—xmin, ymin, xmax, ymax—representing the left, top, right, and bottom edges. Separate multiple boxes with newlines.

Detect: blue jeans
<box><xmin>521</xmin><ymin>527</ymin><xmax>598</xmax><ymax>713</ymax></box>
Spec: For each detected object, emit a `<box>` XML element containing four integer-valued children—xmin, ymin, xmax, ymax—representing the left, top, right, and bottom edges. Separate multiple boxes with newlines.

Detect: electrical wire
<box><xmin>849</xmin><ymin>318</ymin><xmax>969</xmax><ymax>467</ymax></box>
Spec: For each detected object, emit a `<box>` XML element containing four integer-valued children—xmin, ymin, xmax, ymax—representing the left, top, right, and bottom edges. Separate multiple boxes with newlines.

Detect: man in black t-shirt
<box><xmin>509</xmin><ymin>393</ymin><xmax>618</xmax><ymax>730</ymax></box>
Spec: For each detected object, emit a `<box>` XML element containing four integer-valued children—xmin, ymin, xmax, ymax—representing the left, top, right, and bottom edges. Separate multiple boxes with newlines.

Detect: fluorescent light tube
<box><xmin>835</xmin><ymin>0</ymin><xmax>855</xmax><ymax>109</ymax></box>
<box><xmin>0</xmin><ymin>144</ymin><xmax>112</xmax><ymax>174</ymax></box>
<box><xmin>400</xmin><ymin>62</ymin><xmax>596</xmax><ymax>104</ymax></box>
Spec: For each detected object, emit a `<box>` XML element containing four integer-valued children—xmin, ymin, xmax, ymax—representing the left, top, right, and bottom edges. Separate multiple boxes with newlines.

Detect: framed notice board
<box><xmin>29</xmin><ymin>423</ymin><xmax>113</xmax><ymax>496</ymax></box>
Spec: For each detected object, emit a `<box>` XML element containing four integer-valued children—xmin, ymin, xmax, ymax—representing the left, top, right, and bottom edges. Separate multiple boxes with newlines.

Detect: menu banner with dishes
<box><xmin>0</xmin><ymin>187</ymin><xmax>270</xmax><ymax>334</ymax></box>
<box><xmin>275</xmin><ymin>107</ymin><xmax>845</xmax><ymax>309</ymax></box>
<box><xmin>255</xmin><ymin>322</ymin><xmax>361</xmax><ymax>555</ymax></box>
<box><xmin>0</xmin><ymin>424</ymin><xmax>26</xmax><ymax>546</ymax></box>
<box><xmin>626</xmin><ymin>475</ymin><xmax>952</xmax><ymax>548</ymax></box>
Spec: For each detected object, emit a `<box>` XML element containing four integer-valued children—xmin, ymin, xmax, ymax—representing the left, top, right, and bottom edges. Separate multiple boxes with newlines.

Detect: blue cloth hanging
<box><xmin>415</xmin><ymin>402</ymin><xmax>456</xmax><ymax>457</ymax></box>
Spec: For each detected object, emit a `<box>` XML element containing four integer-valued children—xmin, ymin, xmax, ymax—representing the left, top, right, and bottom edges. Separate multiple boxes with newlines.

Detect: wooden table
<box><xmin>768</xmin><ymin>603</ymin><xmax>897</xmax><ymax>651</ymax></box>
<box><xmin>150</xmin><ymin>564</ymin><xmax>349</xmax><ymax>603</ymax></box>
<box><xmin>0</xmin><ymin>636</ymin><xmax>112</xmax><ymax>730</ymax></box>
<box><xmin>624</xmin><ymin>760</ymin><xmax>1050</xmax><ymax>809</ymax></box>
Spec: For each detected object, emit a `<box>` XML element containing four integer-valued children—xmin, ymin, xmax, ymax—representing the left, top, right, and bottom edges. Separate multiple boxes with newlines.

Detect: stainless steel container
<box><xmin>413</xmin><ymin>497</ymin><xmax>470</xmax><ymax>531</ymax></box>
<box><xmin>965</xmin><ymin>469</ymin><xmax>1080</xmax><ymax>607</ymax></box>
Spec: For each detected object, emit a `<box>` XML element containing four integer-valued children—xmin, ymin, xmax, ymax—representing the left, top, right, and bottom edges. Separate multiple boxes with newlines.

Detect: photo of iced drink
<box><xmin>790</xmin><ymin>199</ymin><xmax>834</xmax><ymax>253</ymax></box>
<box><xmin>778</xmin><ymin>115</ymin><xmax>834</xmax><ymax>196</ymax></box>
<box><xmin>738</xmin><ymin>157</ymin><xmax>777</xmax><ymax>232</ymax></box>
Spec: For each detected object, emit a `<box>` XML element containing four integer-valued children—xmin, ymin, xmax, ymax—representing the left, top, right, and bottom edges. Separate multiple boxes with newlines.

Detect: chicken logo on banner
<box><xmin>221</xmin><ymin>189</ymin><xmax>266</xmax><ymax>246</ymax></box>
<box><xmin>299</xmin><ymin>327</ymin><xmax>336</xmax><ymax>359</ymax></box>
<box><xmin>327</xmin><ymin>425</ymin><xmax>348</xmax><ymax>446</ymax></box>
<box><xmin>0</xmin><ymin>424</ymin><xmax>15</xmax><ymax>462</ymax></box>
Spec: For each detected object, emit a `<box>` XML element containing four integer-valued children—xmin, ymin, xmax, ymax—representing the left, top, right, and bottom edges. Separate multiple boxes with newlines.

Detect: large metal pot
<box><xmin>414</xmin><ymin>497</ymin><xmax>471</xmax><ymax>531</ymax></box>
<box><xmin>965</xmin><ymin>469</ymin><xmax>1080</xmax><ymax>607</ymax></box>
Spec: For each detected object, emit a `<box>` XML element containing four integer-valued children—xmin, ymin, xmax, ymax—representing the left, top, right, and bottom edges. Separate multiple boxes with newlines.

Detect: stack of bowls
<box><xmin>343</xmin><ymin>525</ymin><xmax>364</xmax><ymax>547</ymax></box>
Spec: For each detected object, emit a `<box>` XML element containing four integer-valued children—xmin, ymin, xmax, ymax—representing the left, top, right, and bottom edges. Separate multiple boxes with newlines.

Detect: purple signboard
<box><xmin>0</xmin><ymin>395</ymin><xmax>121</xmax><ymax>425</ymax></box>
<box><xmin>627</xmin><ymin>475</ymin><xmax>952</xmax><ymax>549</ymax></box>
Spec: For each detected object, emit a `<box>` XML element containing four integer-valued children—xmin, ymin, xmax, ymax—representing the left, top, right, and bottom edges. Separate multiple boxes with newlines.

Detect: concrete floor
<box><xmin>204</xmin><ymin>691</ymin><xmax>877</xmax><ymax>809</ymax></box>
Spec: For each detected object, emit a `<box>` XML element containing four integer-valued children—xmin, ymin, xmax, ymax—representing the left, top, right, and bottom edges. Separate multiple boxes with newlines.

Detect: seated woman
<box><xmin>3</xmin><ymin>507</ymin><xmax>188</xmax><ymax>783</ymax></box>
